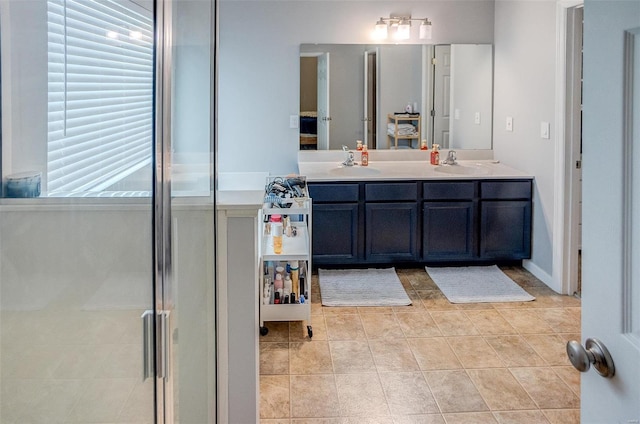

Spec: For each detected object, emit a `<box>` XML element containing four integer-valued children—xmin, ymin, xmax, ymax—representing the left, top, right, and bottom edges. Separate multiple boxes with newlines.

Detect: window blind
<box><xmin>47</xmin><ymin>0</ymin><xmax>153</xmax><ymax>194</ymax></box>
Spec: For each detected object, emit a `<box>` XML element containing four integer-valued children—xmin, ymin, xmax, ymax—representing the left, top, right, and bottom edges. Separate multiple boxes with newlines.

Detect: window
<box><xmin>47</xmin><ymin>0</ymin><xmax>153</xmax><ymax>194</ymax></box>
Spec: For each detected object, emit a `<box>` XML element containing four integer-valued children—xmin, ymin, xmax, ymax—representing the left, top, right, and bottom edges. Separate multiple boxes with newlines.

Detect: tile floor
<box><xmin>259</xmin><ymin>266</ymin><xmax>581</xmax><ymax>424</ymax></box>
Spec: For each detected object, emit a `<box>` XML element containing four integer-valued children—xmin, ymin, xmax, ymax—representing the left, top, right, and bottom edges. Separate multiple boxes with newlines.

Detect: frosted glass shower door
<box><xmin>0</xmin><ymin>0</ymin><xmax>157</xmax><ymax>421</ymax></box>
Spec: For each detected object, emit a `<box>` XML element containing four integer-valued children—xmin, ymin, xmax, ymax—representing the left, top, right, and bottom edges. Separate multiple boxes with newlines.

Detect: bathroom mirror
<box><xmin>299</xmin><ymin>43</ymin><xmax>493</xmax><ymax>151</ymax></box>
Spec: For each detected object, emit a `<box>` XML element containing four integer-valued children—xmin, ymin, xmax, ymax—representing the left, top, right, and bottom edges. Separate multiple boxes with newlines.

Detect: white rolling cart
<box><xmin>258</xmin><ymin>176</ymin><xmax>313</xmax><ymax>338</ymax></box>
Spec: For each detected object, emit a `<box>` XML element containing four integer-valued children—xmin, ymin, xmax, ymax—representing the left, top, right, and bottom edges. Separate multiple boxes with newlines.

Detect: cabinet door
<box><xmin>423</xmin><ymin>201</ymin><xmax>476</xmax><ymax>260</ymax></box>
<box><xmin>480</xmin><ymin>200</ymin><xmax>532</xmax><ymax>259</ymax></box>
<box><xmin>312</xmin><ymin>203</ymin><xmax>360</xmax><ymax>264</ymax></box>
<box><xmin>365</xmin><ymin>203</ymin><xmax>418</xmax><ymax>262</ymax></box>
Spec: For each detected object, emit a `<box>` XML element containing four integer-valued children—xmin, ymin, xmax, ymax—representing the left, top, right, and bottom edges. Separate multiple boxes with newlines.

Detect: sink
<box><xmin>328</xmin><ymin>165</ymin><xmax>382</xmax><ymax>176</ymax></box>
<box><xmin>435</xmin><ymin>163</ymin><xmax>491</xmax><ymax>176</ymax></box>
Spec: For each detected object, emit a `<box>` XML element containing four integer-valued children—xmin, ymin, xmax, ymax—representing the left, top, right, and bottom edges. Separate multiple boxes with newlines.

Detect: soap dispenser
<box><xmin>430</xmin><ymin>144</ymin><xmax>440</xmax><ymax>165</ymax></box>
<box><xmin>361</xmin><ymin>145</ymin><xmax>369</xmax><ymax>166</ymax></box>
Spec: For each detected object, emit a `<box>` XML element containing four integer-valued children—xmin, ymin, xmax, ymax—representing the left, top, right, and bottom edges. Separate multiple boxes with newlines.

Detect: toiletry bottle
<box><xmin>430</xmin><ymin>144</ymin><xmax>440</xmax><ymax>165</ymax></box>
<box><xmin>284</xmin><ymin>274</ymin><xmax>293</xmax><ymax>296</ymax></box>
<box><xmin>289</xmin><ymin>260</ymin><xmax>299</xmax><ymax>296</ymax></box>
<box><xmin>361</xmin><ymin>145</ymin><xmax>369</xmax><ymax>166</ymax></box>
<box><xmin>272</xmin><ymin>221</ymin><xmax>283</xmax><ymax>254</ymax></box>
<box><xmin>274</xmin><ymin>273</ymin><xmax>283</xmax><ymax>297</ymax></box>
<box><xmin>405</xmin><ymin>103</ymin><xmax>412</xmax><ymax>114</ymax></box>
<box><xmin>356</xmin><ymin>140</ymin><xmax>363</xmax><ymax>151</ymax></box>
<box><xmin>420</xmin><ymin>139</ymin><xmax>427</xmax><ymax>150</ymax></box>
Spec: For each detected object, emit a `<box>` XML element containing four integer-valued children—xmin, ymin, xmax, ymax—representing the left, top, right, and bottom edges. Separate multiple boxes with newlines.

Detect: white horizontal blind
<box><xmin>47</xmin><ymin>0</ymin><xmax>153</xmax><ymax>194</ymax></box>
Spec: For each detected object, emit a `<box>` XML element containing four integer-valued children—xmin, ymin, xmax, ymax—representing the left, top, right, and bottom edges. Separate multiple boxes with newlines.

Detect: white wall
<box><xmin>218</xmin><ymin>0</ymin><xmax>495</xmax><ymax>174</ymax></box>
<box><xmin>492</xmin><ymin>0</ymin><xmax>557</xmax><ymax>285</ymax></box>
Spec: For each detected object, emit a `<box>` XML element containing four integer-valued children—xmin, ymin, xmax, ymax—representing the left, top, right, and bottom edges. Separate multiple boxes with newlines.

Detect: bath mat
<box><xmin>425</xmin><ymin>265</ymin><xmax>535</xmax><ymax>304</ymax></box>
<box><xmin>318</xmin><ymin>267</ymin><xmax>412</xmax><ymax>307</ymax></box>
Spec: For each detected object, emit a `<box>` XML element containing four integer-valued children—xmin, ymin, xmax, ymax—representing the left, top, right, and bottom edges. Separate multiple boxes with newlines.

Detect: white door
<box><xmin>317</xmin><ymin>52</ymin><xmax>330</xmax><ymax>150</ymax></box>
<box><xmin>363</xmin><ymin>48</ymin><xmax>378</xmax><ymax>149</ymax></box>
<box><xmin>576</xmin><ymin>1</ymin><xmax>640</xmax><ymax>422</ymax></box>
<box><xmin>433</xmin><ymin>45</ymin><xmax>451</xmax><ymax>148</ymax></box>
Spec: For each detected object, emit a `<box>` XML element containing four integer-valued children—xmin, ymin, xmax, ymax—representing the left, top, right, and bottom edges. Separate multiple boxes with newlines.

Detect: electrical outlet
<box><xmin>541</xmin><ymin>121</ymin><xmax>550</xmax><ymax>139</ymax></box>
<box><xmin>474</xmin><ymin>112</ymin><xmax>481</xmax><ymax>125</ymax></box>
<box><xmin>289</xmin><ymin>115</ymin><xmax>299</xmax><ymax>129</ymax></box>
<box><xmin>506</xmin><ymin>116</ymin><xmax>513</xmax><ymax>132</ymax></box>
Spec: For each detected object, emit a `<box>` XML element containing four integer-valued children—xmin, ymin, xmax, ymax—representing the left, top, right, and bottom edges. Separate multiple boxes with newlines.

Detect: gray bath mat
<box><xmin>425</xmin><ymin>265</ymin><xmax>535</xmax><ymax>303</ymax></box>
<box><xmin>318</xmin><ymin>267</ymin><xmax>412</xmax><ymax>307</ymax></box>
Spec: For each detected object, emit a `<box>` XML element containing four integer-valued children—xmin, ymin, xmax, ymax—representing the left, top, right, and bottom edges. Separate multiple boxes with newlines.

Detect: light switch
<box><xmin>541</xmin><ymin>121</ymin><xmax>550</xmax><ymax>139</ymax></box>
<box><xmin>506</xmin><ymin>116</ymin><xmax>513</xmax><ymax>132</ymax></box>
<box><xmin>474</xmin><ymin>112</ymin><xmax>481</xmax><ymax>125</ymax></box>
<box><xmin>289</xmin><ymin>115</ymin><xmax>299</xmax><ymax>129</ymax></box>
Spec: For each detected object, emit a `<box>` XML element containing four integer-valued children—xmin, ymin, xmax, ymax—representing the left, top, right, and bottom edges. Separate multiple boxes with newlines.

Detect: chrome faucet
<box><xmin>442</xmin><ymin>150</ymin><xmax>457</xmax><ymax>165</ymax></box>
<box><xmin>341</xmin><ymin>145</ymin><xmax>355</xmax><ymax>166</ymax></box>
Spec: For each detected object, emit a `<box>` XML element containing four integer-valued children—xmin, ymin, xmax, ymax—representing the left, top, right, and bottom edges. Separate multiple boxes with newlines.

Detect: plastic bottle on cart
<box><xmin>289</xmin><ymin>260</ymin><xmax>299</xmax><ymax>296</ymax></box>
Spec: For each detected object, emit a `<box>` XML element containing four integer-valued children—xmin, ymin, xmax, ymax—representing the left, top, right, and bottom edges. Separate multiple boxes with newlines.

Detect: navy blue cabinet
<box><xmin>308</xmin><ymin>179</ymin><xmax>532</xmax><ymax>265</ymax></box>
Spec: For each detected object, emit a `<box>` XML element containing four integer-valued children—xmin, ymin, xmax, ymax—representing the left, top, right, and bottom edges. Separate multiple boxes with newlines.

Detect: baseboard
<box><xmin>522</xmin><ymin>259</ymin><xmax>560</xmax><ymax>293</ymax></box>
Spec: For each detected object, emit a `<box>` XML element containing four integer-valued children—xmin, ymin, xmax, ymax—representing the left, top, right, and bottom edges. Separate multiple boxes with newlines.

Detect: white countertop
<box><xmin>298</xmin><ymin>151</ymin><xmax>533</xmax><ymax>182</ymax></box>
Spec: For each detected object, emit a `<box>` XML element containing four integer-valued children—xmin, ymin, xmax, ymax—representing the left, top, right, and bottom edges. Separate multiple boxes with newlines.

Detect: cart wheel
<box><xmin>260</xmin><ymin>326</ymin><xmax>269</xmax><ymax>336</ymax></box>
<box><xmin>307</xmin><ymin>325</ymin><xmax>313</xmax><ymax>338</ymax></box>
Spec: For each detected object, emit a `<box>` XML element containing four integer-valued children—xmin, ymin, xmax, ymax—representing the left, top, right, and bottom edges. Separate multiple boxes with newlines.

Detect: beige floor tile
<box><xmin>290</xmin><ymin>375</ymin><xmax>339</xmax><ymax>418</ymax></box>
<box><xmin>396</xmin><ymin>312</ymin><xmax>442</xmax><ymax>338</ymax></box>
<box><xmin>361</xmin><ymin>313</ymin><xmax>403</xmax><ymax>339</ymax></box>
<box><xmin>441</xmin><ymin>412</ymin><xmax>497</xmax><ymax>423</ymax></box>
<box><xmin>117</xmin><ymin>380</ymin><xmax>155</xmax><ymax>422</ymax></box>
<box><xmin>447</xmin><ymin>337</ymin><xmax>505</xmax><ymax>368</ymax></box>
<box><xmin>522</xmin><ymin>334</ymin><xmax>572</xmax><ymax>366</ymax></box>
<box><xmin>424</xmin><ymin>370</ymin><xmax>489</xmax><ymax>413</ymax></box>
<box><xmin>406</xmin><ymin>272</ymin><xmax>439</xmax><ymax>291</ymax></box>
<box><xmin>329</xmin><ymin>340</ymin><xmax>375</xmax><ymax>374</ymax></box>
<box><xmin>358</xmin><ymin>306</ymin><xmax>395</xmax><ymax>314</ymax></box>
<box><xmin>290</xmin><ymin>341</ymin><xmax>333</xmax><ymax>374</ymax></box>
<box><xmin>430</xmin><ymin>311</ymin><xmax>480</xmax><ymax>336</ymax></box>
<box><xmin>262</xmin><ymin>321</ymin><xmax>292</xmax><ymax>342</ymax></box>
<box><xmin>510</xmin><ymin>368</ymin><xmax>579</xmax><ymax>409</ymax></box>
<box><xmin>369</xmin><ymin>339</ymin><xmax>419</xmax><ymax>372</ymax></box>
<box><xmin>552</xmin><ymin>366</ymin><xmax>581</xmax><ymax>396</ymax></box>
<box><xmin>379</xmin><ymin>371</ymin><xmax>439</xmax><ymax>415</ymax></box>
<box><xmin>493</xmin><ymin>410</ymin><xmax>550</xmax><ymax>423</ymax></box>
<box><xmin>497</xmin><ymin>309</ymin><xmax>555</xmax><ymax>334</ymax></box>
<box><xmin>261</xmin><ymin>342</ymin><xmax>290</xmax><ymax>375</ymax></box>
<box><xmin>290</xmin><ymin>419</ymin><xmax>340</xmax><ymax>424</ymax></box>
<box><xmin>484</xmin><ymin>335</ymin><xmax>547</xmax><ymax>367</ymax></box>
<box><xmin>466</xmin><ymin>368</ymin><xmax>536</xmax><ymax>410</ymax></box>
<box><xmin>335</xmin><ymin>373</ymin><xmax>390</xmax><ymax>417</ymax></box>
<box><xmin>416</xmin><ymin>290</ymin><xmax>458</xmax><ymax>311</ymax></box>
<box><xmin>408</xmin><ymin>337</ymin><xmax>462</xmax><ymax>370</ymax></box>
<box><xmin>463</xmin><ymin>310</ymin><xmax>517</xmax><ymax>335</ymax></box>
<box><xmin>542</xmin><ymin>409</ymin><xmax>580</xmax><ymax>424</ymax></box>
<box><xmin>342</xmin><ymin>417</ymin><xmax>395</xmax><ymax>424</ymax></box>
<box><xmin>263</xmin><ymin>419</ymin><xmax>292</xmax><ymax>424</ymax></box>
<box><xmin>290</xmin><ymin>318</ymin><xmax>327</xmax><ymax>341</ymax></box>
<box><xmin>323</xmin><ymin>306</ymin><xmax>359</xmax><ymax>315</ymax></box>
<box><xmin>391</xmin><ymin>415</ymin><xmax>446</xmax><ymax>424</ymax></box>
<box><xmin>536</xmin><ymin>308</ymin><xmax>581</xmax><ymax>333</ymax></box>
<box><xmin>260</xmin><ymin>375</ymin><xmax>291</xmax><ymax>419</ymax></box>
<box><xmin>325</xmin><ymin>314</ymin><xmax>367</xmax><ymax>341</ymax></box>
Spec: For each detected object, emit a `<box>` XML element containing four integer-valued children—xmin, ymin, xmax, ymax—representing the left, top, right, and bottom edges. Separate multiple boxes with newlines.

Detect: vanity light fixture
<box><xmin>373</xmin><ymin>15</ymin><xmax>432</xmax><ymax>40</ymax></box>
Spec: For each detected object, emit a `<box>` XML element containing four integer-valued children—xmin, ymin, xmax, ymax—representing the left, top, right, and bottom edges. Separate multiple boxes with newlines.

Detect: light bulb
<box><xmin>420</xmin><ymin>19</ymin><xmax>432</xmax><ymax>40</ymax></box>
<box><xmin>396</xmin><ymin>20</ymin><xmax>411</xmax><ymax>40</ymax></box>
<box><xmin>374</xmin><ymin>18</ymin><xmax>388</xmax><ymax>39</ymax></box>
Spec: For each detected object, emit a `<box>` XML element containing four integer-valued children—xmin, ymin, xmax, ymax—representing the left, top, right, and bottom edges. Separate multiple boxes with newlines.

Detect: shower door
<box><xmin>0</xmin><ymin>0</ymin><xmax>217</xmax><ymax>422</ymax></box>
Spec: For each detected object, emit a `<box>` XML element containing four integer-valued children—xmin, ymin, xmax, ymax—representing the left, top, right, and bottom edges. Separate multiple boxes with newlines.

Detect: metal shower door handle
<box><xmin>566</xmin><ymin>338</ymin><xmax>615</xmax><ymax>378</ymax></box>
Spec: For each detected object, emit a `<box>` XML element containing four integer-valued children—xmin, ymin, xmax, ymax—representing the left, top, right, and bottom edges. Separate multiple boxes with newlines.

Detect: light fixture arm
<box><xmin>374</xmin><ymin>14</ymin><xmax>432</xmax><ymax>40</ymax></box>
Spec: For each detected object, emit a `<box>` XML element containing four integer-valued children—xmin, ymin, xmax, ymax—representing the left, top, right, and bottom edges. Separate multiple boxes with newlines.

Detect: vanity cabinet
<box><xmin>365</xmin><ymin>183</ymin><xmax>419</xmax><ymax>262</ymax></box>
<box><xmin>308</xmin><ymin>183</ymin><xmax>360</xmax><ymax>265</ymax></box>
<box><xmin>479</xmin><ymin>181</ymin><xmax>532</xmax><ymax>259</ymax></box>
<box><xmin>422</xmin><ymin>182</ymin><xmax>477</xmax><ymax>261</ymax></box>
<box><xmin>308</xmin><ymin>179</ymin><xmax>532</xmax><ymax>266</ymax></box>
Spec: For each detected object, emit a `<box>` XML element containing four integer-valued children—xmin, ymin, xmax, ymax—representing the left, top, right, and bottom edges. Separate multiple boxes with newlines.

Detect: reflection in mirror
<box><xmin>299</xmin><ymin>44</ymin><xmax>493</xmax><ymax>151</ymax></box>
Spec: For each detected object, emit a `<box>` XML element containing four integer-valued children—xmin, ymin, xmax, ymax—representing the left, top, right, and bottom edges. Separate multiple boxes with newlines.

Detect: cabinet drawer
<box><xmin>308</xmin><ymin>183</ymin><xmax>359</xmax><ymax>203</ymax></box>
<box><xmin>365</xmin><ymin>183</ymin><xmax>418</xmax><ymax>201</ymax></box>
<box><xmin>480</xmin><ymin>181</ymin><xmax>531</xmax><ymax>199</ymax></box>
<box><xmin>423</xmin><ymin>182</ymin><xmax>475</xmax><ymax>200</ymax></box>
